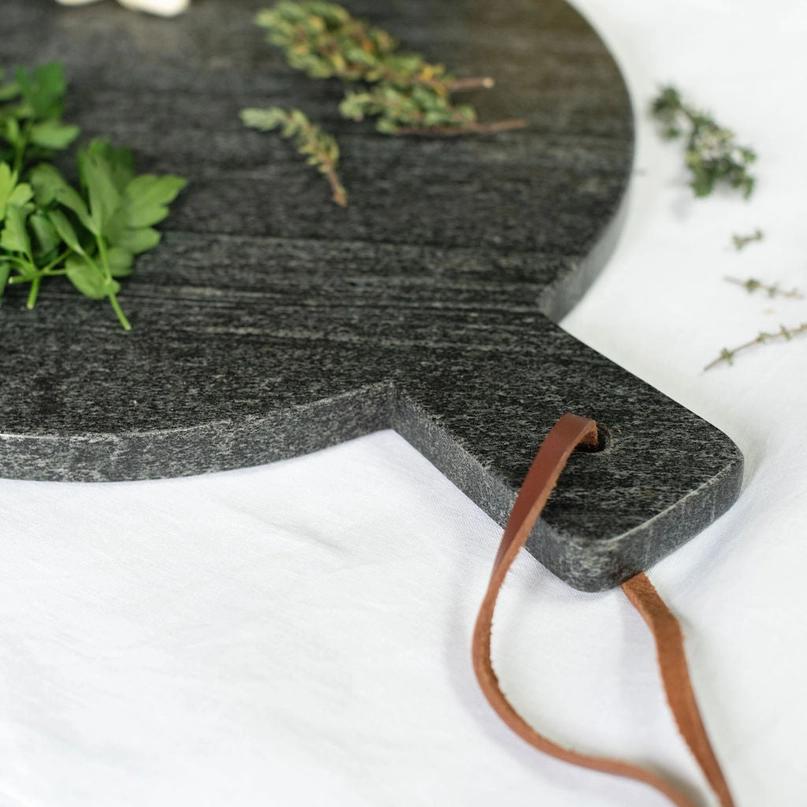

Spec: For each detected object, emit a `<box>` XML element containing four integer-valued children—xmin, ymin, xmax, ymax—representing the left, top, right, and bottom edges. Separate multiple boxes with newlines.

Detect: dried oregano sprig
<box><xmin>651</xmin><ymin>86</ymin><xmax>756</xmax><ymax>198</ymax></box>
<box><xmin>255</xmin><ymin>1</ymin><xmax>525</xmax><ymax>135</ymax></box>
<box><xmin>247</xmin><ymin>2</ymin><xmax>524</xmax><ymax>205</ymax></box>
<box><xmin>256</xmin><ymin>1</ymin><xmax>491</xmax><ymax>96</ymax></box>
<box><xmin>0</xmin><ymin>63</ymin><xmax>186</xmax><ymax>329</ymax></box>
<box><xmin>241</xmin><ymin>107</ymin><xmax>347</xmax><ymax>207</ymax></box>
<box><xmin>339</xmin><ymin>85</ymin><xmax>523</xmax><ymax>136</ymax></box>
<box><xmin>257</xmin><ymin>2</ymin><xmax>400</xmax><ymax>83</ymax></box>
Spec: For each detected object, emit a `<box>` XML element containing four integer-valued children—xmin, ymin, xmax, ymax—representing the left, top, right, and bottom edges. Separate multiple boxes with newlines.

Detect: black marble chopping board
<box><xmin>0</xmin><ymin>0</ymin><xmax>742</xmax><ymax>590</ymax></box>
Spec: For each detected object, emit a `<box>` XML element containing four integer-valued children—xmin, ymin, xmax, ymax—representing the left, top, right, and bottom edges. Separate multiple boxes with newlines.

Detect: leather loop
<box><xmin>622</xmin><ymin>572</ymin><xmax>734</xmax><ymax>807</ymax></box>
<box><xmin>471</xmin><ymin>412</ymin><xmax>734</xmax><ymax>807</ymax></box>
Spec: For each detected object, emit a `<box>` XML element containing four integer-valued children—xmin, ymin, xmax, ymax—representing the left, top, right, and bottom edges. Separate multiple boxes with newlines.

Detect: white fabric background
<box><xmin>2</xmin><ymin>2</ymin><xmax>805</xmax><ymax>805</ymax></box>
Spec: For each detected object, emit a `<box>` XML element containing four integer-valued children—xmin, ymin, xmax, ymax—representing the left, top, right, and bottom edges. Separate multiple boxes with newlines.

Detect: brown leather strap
<box><xmin>471</xmin><ymin>413</ymin><xmax>734</xmax><ymax>807</ymax></box>
<box><xmin>622</xmin><ymin>572</ymin><xmax>734</xmax><ymax>806</ymax></box>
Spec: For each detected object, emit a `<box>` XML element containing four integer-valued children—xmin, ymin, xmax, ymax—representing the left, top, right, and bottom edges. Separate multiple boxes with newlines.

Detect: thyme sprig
<box><xmin>0</xmin><ymin>62</ymin><xmax>186</xmax><ymax>329</ymax></box>
<box><xmin>724</xmin><ymin>276</ymin><xmax>803</xmax><ymax>300</ymax></box>
<box><xmin>731</xmin><ymin>228</ymin><xmax>764</xmax><ymax>251</ymax></box>
<box><xmin>241</xmin><ymin>107</ymin><xmax>347</xmax><ymax>207</ymax></box>
<box><xmin>705</xmin><ymin>323</ymin><xmax>807</xmax><ymax>371</ymax></box>
<box><xmin>646</xmin><ymin>87</ymin><xmax>801</xmax><ymax>368</ymax></box>
<box><xmin>651</xmin><ymin>86</ymin><xmax>756</xmax><ymax>198</ymax></box>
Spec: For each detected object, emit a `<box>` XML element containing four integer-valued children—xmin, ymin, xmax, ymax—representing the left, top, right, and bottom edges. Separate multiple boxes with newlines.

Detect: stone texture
<box><xmin>0</xmin><ymin>0</ymin><xmax>743</xmax><ymax>591</ymax></box>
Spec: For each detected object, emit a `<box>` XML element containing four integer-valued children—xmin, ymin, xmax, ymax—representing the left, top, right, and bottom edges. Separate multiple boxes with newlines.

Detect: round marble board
<box><xmin>0</xmin><ymin>0</ymin><xmax>741</xmax><ymax>591</ymax></box>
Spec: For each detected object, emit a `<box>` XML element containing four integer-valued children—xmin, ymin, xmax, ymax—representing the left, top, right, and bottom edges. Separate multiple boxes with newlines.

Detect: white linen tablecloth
<box><xmin>2</xmin><ymin>2</ymin><xmax>805</xmax><ymax>804</ymax></box>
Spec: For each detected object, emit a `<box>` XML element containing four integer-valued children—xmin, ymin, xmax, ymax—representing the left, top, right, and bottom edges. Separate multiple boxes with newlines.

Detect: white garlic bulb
<box><xmin>54</xmin><ymin>0</ymin><xmax>190</xmax><ymax>17</ymax></box>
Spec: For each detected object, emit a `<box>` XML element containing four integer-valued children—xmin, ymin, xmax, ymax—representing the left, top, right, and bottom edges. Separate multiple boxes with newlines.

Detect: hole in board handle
<box><xmin>575</xmin><ymin>422</ymin><xmax>611</xmax><ymax>454</ymax></box>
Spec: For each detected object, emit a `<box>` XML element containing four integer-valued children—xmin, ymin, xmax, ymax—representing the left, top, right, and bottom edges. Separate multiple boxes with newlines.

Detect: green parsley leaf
<box><xmin>107</xmin><ymin>246</ymin><xmax>134</xmax><ymax>277</ymax></box>
<box><xmin>15</xmin><ymin>63</ymin><xmax>67</xmax><ymax>120</ymax></box>
<box><xmin>115</xmin><ymin>226</ymin><xmax>161</xmax><ymax>255</ymax></box>
<box><xmin>28</xmin><ymin>162</ymin><xmax>64</xmax><ymax>206</ymax></box>
<box><xmin>48</xmin><ymin>208</ymin><xmax>86</xmax><ymax>255</ymax></box>
<box><xmin>123</xmin><ymin>175</ymin><xmax>187</xmax><ymax>228</ymax></box>
<box><xmin>30</xmin><ymin>163</ymin><xmax>95</xmax><ymax>233</ymax></box>
<box><xmin>0</xmin><ymin>163</ymin><xmax>33</xmax><ymax>220</ymax></box>
<box><xmin>79</xmin><ymin>146</ymin><xmax>122</xmax><ymax>237</ymax></box>
<box><xmin>65</xmin><ymin>255</ymin><xmax>117</xmax><ymax>300</ymax></box>
<box><xmin>29</xmin><ymin>120</ymin><xmax>80</xmax><ymax>150</ymax></box>
<box><xmin>81</xmin><ymin>139</ymin><xmax>135</xmax><ymax>192</ymax></box>
<box><xmin>1</xmin><ymin>204</ymin><xmax>32</xmax><ymax>258</ymax></box>
<box><xmin>29</xmin><ymin>210</ymin><xmax>59</xmax><ymax>256</ymax></box>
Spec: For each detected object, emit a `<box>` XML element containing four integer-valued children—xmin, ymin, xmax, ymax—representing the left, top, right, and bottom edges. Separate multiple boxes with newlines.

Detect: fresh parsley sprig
<box><xmin>0</xmin><ymin>62</ymin><xmax>186</xmax><ymax>330</ymax></box>
<box><xmin>0</xmin><ymin>63</ymin><xmax>80</xmax><ymax>174</ymax></box>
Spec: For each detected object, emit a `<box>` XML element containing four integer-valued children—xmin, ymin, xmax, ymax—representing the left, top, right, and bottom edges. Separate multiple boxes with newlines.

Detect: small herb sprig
<box><xmin>705</xmin><ymin>323</ymin><xmax>807</xmax><ymax>371</ymax></box>
<box><xmin>255</xmin><ymin>0</ymin><xmax>491</xmax><ymax>92</ymax></box>
<box><xmin>256</xmin><ymin>1</ymin><xmax>522</xmax><ymax>135</ymax></box>
<box><xmin>651</xmin><ymin>86</ymin><xmax>756</xmax><ymax>198</ymax></box>
<box><xmin>339</xmin><ymin>85</ymin><xmax>523</xmax><ymax>136</ymax></box>
<box><xmin>0</xmin><ymin>63</ymin><xmax>186</xmax><ymax>330</ymax></box>
<box><xmin>0</xmin><ymin>63</ymin><xmax>80</xmax><ymax>174</ymax></box>
<box><xmin>246</xmin><ymin>1</ymin><xmax>525</xmax><ymax>205</ymax></box>
<box><xmin>731</xmin><ymin>228</ymin><xmax>764</xmax><ymax>251</ymax></box>
<box><xmin>724</xmin><ymin>276</ymin><xmax>803</xmax><ymax>300</ymax></box>
<box><xmin>241</xmin><ymin>107</ymin><xmax>347</xmax><ymax>207</ymax></box>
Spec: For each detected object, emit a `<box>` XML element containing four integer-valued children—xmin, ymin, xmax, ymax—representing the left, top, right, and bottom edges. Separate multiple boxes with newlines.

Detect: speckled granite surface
<box><xmin>0</xmin><ymin>0</ymin><xmax>742</xmax><ymax>590</ymax></box>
